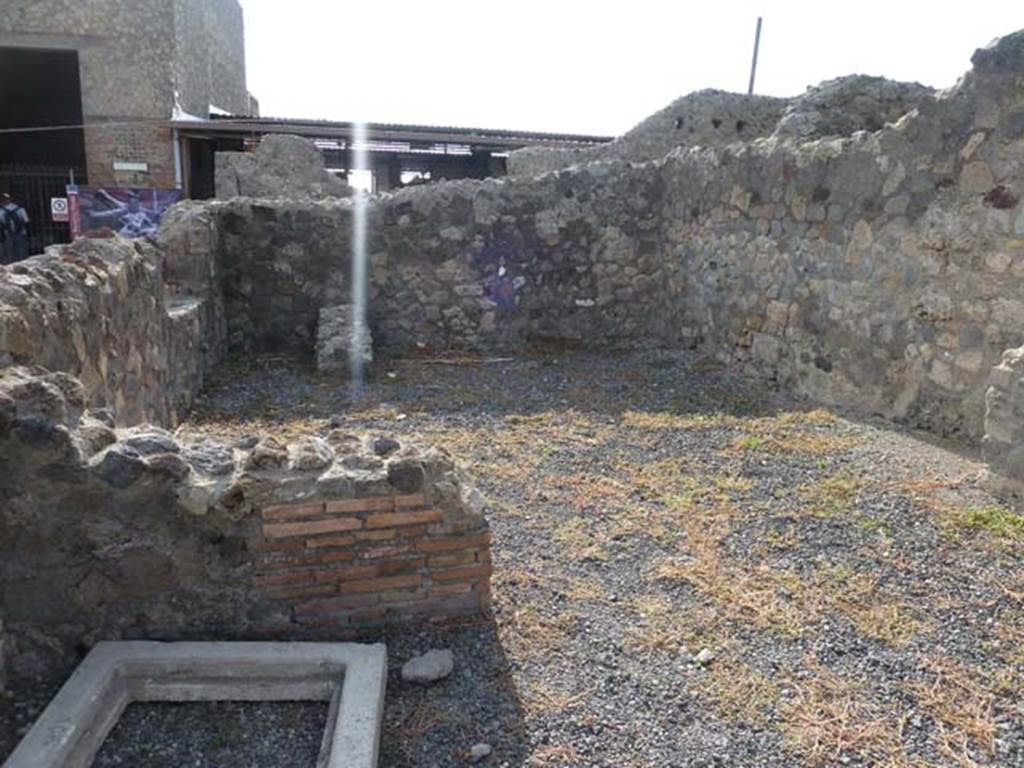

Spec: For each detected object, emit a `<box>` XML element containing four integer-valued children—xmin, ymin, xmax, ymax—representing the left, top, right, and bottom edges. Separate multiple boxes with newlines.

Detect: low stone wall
<box><xmin>0</xmin><ymin>214</ymin><xmax>224</xmax><ymax>426</ymax></box>
<box><xmin>213</xmin><ymin>165</ymin><xmax>675</xmax><ymax>354</ymax></box>
<box><xmin>0</xmin><ymin>367</ymin><xmax>490</xmax><ymax>679</ymax></box>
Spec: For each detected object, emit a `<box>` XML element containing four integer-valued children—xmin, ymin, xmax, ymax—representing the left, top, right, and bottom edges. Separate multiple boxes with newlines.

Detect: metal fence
<box><xmin>0</xmin><ymin>162</ymin><xmax>83</xmax><ymax>256</ymax></box>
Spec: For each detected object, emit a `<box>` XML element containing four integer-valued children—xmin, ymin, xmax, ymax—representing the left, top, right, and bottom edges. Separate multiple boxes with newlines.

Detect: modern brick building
<box><xmin>0</xmin><ymin>0</ymin><xmax>256</xmax><ymax>249</ymax></box>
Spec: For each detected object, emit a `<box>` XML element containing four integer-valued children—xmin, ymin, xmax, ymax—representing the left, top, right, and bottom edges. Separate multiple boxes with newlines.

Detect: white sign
<box><xmin>113</xmin><ymin>161</ymin><xmax>149</xmax><ymax>173</ymax></box>
<box><xmin>50</xmin><ymin>197</ymin><xmax>69</xmax><ymax>222</ymax></box>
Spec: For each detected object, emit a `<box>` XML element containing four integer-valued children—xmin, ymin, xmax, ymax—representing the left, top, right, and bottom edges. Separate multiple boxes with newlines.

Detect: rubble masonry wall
<box><xmin>213</xmin><ymin>32</ymin><xmax>1024</xmax><ymax>444</ymax></box>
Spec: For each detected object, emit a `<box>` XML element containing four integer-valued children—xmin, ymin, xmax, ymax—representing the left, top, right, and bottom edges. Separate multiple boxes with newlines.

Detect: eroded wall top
<box><xmin>508</xmin><ymin>73</ymin><xmax>937</xmax><ymax>178</ymax></box>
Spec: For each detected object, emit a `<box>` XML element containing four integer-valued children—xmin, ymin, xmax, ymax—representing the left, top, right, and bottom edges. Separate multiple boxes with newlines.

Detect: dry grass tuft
<box><xmin>822</xmin><ymin>567</ymin><xmax>928</xmax><ymax>647</ymax></box>
<box><xmin>553</xmin><ymin>472</ymin><xmax>633</xmax><ymax>511</ymax></box>
<box><xmin>780</xmin><ymin>659</ymin><xmax>908</xmax><ymax>766</ymax></box>
<box><xmin>621</xmin><ymin>410</ymin><xmax>727</xmax><ymax>431</ymax></box>
<box><xmin>607</xmin><ymin>505</ymin><xmax>677</xmax><ymax>546</ymax></box>
<box><xmin>897</xmin><ymin>477</ymin><xmax>1023</xmax><ymax>550</ymax></box>
<box><xmin>396</xmin><ymin>700</ymin><xmax>446</xmax><ymax>742</ymax></box>
<box><xmin>492</xmin><ymin>566</ymin><xmax>542</xmax><ymax>596</ymax></box>
<box><xmin>564</xmin><ymin>576</ymin><xmax>604</xmax><ymax>602</ymax></box>
<box><xmin>651</xmin><ymin>516</ymin><xmax>813</xmax><ymax>636</ymax></box>
<box><xmin>728</xmin><ymin>409</ymin><xmax>858</xmax><ymax>457</ymax></box>
<box><xmin>654</xmin><ymin>541</ymin><xmax>928</xmax><ymax>647</ymax></box>
<box><xmin>771</xmin><ymin>430</ymin><xmax>861</xmax><ymax>455</ymax></box>
<box><xmin>523</xmin><ymin>679</ymin><xmax>596</xmax><ymax>715</ymax></box>
<box><xmin>905</xmin><ymin>656</ymin><xmax>998</xmax><ymax>766</ymax></box>
<box><xmin>498</xmin><ymin>604</ymin><xmax>578</xmax><ymax>653</ymax></box>
<box><xmin>553</xmin><ymin>517</ymin><xmax>609</xmax><ymax>562</ymax></box>
<box><xmin>693</xmin><ymin>649</ymin><xmax>781</xmax><ymax>726</ymax></box>
<box><xmin>654</xmin><ymin>553</ymin><xmax>809</xmax><ymax>636</ymax></box>
<box><xmin>842</xmin><ymin>601</ymin><xmax>925</xmax><ymax>648</ymax></box>
<box><xmin>733</xmin><ymin>433</ymin><xmax>767</xmax><ymax>451</ymax></box>
<box><xmin>625</xmin><ymin>593</ymin><xmax>696</xmax><ymax>652</ymax></box>
<box><xmin>798</xmin><ymin>472</ymin><xmax>864</xmax><ymax>517</ymax></box>
<box><xmin>626</xmin><ymin>460</ymin><xmax>747</xmax><ymax>518</ymax></box>
<box><xmin>526</xmin><ymin>742</ymin><xmax>584</xmax><ymax>766</ymax></box>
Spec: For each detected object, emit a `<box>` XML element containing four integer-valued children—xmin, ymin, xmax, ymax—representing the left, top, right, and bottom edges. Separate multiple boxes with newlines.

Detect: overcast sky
<box><xmin>237</xmin><ymin>1</ymin><xmax>1022</xmax><ymax>137</ymax></box>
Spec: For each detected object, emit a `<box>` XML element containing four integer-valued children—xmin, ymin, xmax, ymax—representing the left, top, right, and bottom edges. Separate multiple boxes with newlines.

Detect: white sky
<box><xmin>238</xmin><ymin>1</ymin><xmax>1022</xmax><ymax>137</ymax></box>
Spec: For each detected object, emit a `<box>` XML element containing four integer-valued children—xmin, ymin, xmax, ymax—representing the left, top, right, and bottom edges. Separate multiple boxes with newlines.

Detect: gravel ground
<box><xmin>93</xmin><ymin>701</ymin><xmax>328</xmax><ymax>767</ymax></box>
<box><xmin>4</xmin><ymin>347</ymin><xmax>1023</xmax><ymax>767</ymax></box>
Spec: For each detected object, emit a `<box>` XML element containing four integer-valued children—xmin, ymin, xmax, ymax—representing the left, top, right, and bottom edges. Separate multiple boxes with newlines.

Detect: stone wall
<box><xmin>773</xmin><ymin>75</ymin><xmax>935</xmax><ymax>141</ymax></box>
<box><xmin>1</xmin><ymin>0</ymin><xmax>176</xmax><ymax>185</ymax></box>
<box><xmin>0</xmin><ymin>367</ymin><xmax>490</xmax><ymax>678</ymax></box>
<box><xmin>208</xmin><ymin>30</ymin><xmax>1024</xmax><ymax>445</ymax></box>
<box><xmin>82</xmin><ymin>120</ymin><xmax>178</xmax><ymax>188</ymax></box>
<box><xmin>1</xmin><ymin>1</ymin><xmax>176</xmax><ymax>120</ymax></box>
<box><xmin>213</xmin><ymin>165</ymin><xmax>676</xmax><ymax>354</ymax></box>
<box><xmin>0</xmin><ymin>221</ymin><xmax>224</xmax><ymax>426</ymax></box>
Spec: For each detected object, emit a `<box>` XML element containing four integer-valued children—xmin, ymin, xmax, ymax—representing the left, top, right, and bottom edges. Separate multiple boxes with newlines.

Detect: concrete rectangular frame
<box><xmin>3</xmin><ymin>640</ymin><xmax>387</xmax><ymax>768</ymax></box>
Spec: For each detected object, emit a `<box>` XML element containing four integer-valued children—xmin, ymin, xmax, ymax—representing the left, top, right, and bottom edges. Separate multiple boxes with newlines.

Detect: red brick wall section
<box><xmin>255</xmin><ymin>493</ymin><xmax>492</xmax><ymax>630</ymax></box>
<box><xmin>83</xmin><ymin>122</ymin><xmax>177</xmax><ymax>188</ymax></box>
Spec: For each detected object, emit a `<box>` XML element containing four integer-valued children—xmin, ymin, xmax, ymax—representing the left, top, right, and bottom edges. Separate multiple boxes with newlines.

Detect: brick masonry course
<box><xmin>255</xmin><ymin>494</ymin><xmax>490</xmax><ymax>629</ymax></box>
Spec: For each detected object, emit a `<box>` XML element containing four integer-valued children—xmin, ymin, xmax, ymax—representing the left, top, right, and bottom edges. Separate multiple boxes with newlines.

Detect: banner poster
<box><xmin>68</xmin><ymin>186</ymin><xmax>182</xmax><ymax>240</ymax></box>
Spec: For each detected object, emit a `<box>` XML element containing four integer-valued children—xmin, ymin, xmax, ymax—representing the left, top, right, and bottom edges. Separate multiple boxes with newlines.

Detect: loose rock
<box><xmin>469</xmin><ymin>742</ymin><xmax>492</xmax><ymax>762</ymax></box>
<box><xmin>401</xmin><ymin>649</ymin><xmax>454</xmax><ymax>684</ymax></box>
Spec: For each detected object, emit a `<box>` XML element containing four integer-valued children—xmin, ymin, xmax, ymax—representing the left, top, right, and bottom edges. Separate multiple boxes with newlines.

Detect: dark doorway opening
<box><xmin>186</xmin><ymin>136</ymin><xmax>244</xmax><ymax>200</ymax></box>
<box><xmin>0</xmin><ymin>46</ymin><xmax>87</xmax><ymax>254</ymax></box>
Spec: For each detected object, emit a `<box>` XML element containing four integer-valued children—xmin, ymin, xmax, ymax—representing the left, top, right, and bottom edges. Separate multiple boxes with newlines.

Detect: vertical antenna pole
<box><xmin>748</xmin><ymin>16</ymin><xmax>763</xmax><ymax>95</ymax></box>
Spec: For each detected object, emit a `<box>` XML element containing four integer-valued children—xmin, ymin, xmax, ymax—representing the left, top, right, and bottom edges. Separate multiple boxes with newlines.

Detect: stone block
<box><xmin>316</xmin><ymin>304</ymin><xmax>373</xmax><ymax>376</ymax></box>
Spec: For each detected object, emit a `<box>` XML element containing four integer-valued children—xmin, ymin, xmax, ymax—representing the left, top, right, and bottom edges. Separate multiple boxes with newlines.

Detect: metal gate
<box><xmin>0</xmin><ymin>162</ymin><xmax>85</xmax><ymax>256</ymax></box>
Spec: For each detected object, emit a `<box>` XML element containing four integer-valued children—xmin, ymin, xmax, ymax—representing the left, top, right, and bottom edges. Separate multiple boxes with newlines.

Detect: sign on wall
<box><xmin>67</xmin><ymin>186</ymin><xmax>182</xmax><ymax>239</ymax></box>
<box><xmin>50</xmin><ymin>197</ymin><xmax>69</xmax><ymax>222</ymax></box>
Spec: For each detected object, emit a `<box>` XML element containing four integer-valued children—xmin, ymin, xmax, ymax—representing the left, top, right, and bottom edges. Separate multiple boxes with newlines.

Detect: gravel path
<box><xmin>4</xmin><ymin>347</ymin><xmax>1023</xmax><ymax>767</ymax></box>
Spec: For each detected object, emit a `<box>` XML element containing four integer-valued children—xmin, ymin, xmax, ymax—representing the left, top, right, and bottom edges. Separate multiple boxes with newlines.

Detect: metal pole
<box><xmin>748</xmin><ymin>16</ymin><xmax>763</xmax><ymax>95</ymax></box>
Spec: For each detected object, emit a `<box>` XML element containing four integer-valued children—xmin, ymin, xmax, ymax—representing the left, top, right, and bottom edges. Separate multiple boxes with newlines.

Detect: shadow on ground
<box><xmin>378</xmin><ymin>617</ymin><xmax>529</xmax><ymax>768</ymax></box>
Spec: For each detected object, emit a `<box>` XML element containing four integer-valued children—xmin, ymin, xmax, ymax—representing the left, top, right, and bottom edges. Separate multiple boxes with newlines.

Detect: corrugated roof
<box><xmin>172</xmin><ymin>114</ymin><xmax>613</xmax><ymax>149</ymax></box>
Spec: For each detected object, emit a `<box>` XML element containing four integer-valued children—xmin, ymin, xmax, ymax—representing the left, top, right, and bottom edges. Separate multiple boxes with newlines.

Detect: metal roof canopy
<box><xmin>172</xmin><ymin>115</ymin><xmax>614</xmax><ymax>152</ymax></box>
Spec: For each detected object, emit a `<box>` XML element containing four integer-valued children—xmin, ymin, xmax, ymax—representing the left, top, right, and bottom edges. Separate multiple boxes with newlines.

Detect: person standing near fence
<box><xmin>0</xmin><ymin>193</ymin><xmax>30</xmax><ymax>264</ymax></box>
